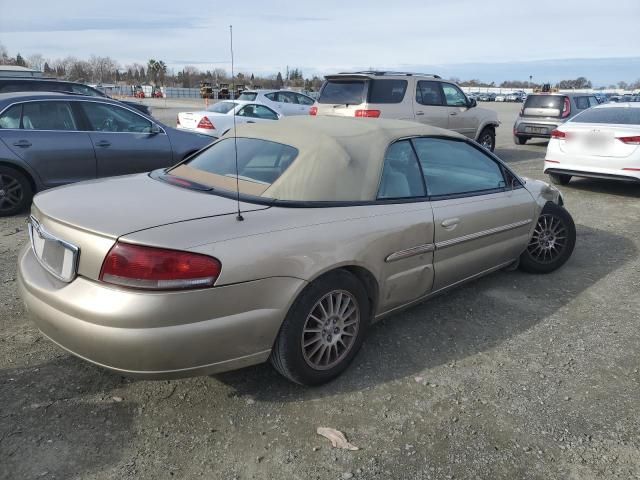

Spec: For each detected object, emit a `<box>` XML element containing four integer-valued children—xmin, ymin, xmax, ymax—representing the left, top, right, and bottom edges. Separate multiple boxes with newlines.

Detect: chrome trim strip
<box><xmin>436</xmin><ymin>219</ymin><xmax>532</xmax><ymax>250</ymax></box>
<box><xmin>385</xmin><ymin>243</ymin><xmax>435</xmax><ymax>262</ymax></box>
<box><xmin>28</xmin><ymin>215</ymin><xmax>79</xmax><ymax>283</ymax></box>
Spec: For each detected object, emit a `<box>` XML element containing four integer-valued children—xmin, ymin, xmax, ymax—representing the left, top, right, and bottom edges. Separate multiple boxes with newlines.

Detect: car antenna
<box><xmin>230</xmin><ymin>24</ymin><xmax>244</xmax><ymax>221</ymax></box>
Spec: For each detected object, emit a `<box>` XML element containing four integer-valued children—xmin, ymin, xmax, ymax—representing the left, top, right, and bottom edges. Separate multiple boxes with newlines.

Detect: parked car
<box><xmin>477</xmin><ymin>93</ymin><xmax>494</xmax><ymax>102</ymax></box>
<box><xmin>544</xmin><ymin>102</ymin><xmax>640</xmax><ymax>185</ymax></box>
<box><xmin>311</xmin><ymin>72</ymin><xmax>500</xmax><ymax>151</ymax></box>
<box><xmin>0</xmin><ymin>77</ymin><xmax>152</xmax><ymax>116</ymax></box>
<box><xmin>513</xmin><ymin>93</ymin><xmax>600</xmax><ymax>145</ymax></box>
<box><xmin>0</xmin><ymin>92</ymin><xmax>212</xmax><ymax>216</ymax></box>
<box><xmin>237</xmin><ymin>89</ymin><xmax>315</xmax><ymax>116</ymax></box>
<box><xmin>495</xmin><ymin>94</ymin><xmax>506</xmax><ymax>102</ymax></box>
<box><xmin>17</xmin><ymin>116</ymin><xmax>575</xmax><ymax>385</ymax></box>
<box><xmin>505</xmin><ymin>93</ymin><xmax>519</xmax><ymax>102</ymax></box>
<box><xmin>177</xmin><ymin>100</ymin><xmax>281</xmax><ymax>137</ymax></box>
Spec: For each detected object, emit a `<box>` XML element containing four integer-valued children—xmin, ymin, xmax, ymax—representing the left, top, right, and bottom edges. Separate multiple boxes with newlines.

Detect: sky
<box><xmin>1</xmin><ymin>0</ymin><xmax>639</xmax><ymax>86</ymax></box>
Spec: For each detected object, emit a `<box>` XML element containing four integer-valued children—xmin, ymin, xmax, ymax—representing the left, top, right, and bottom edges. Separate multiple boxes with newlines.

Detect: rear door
<box><xmin>78</xmin><ymin>100</ymin><xmax>173</xmax><ymax>178</ymax></box>
<box><xmin>414</xmin><ymin>80</ymin><xmax>449</xmax><ymax>128</ymax></box>
<box><xmin>412</xmin><ymin>137</ymin><xmax>534</xmax><ymax>291</ymax></box>
<box><xmin>0</xmin><ymin>100</ymin><xmax>96</xmax><ymax>187</ymax></box>
<box><xmin>236</xmin><ymin>104</ymin><xmax>280</xmax><ymax>124</ymax></box>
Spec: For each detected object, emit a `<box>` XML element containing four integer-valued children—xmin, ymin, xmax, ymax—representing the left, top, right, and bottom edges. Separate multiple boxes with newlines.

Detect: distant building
<box><xmin>0</xmin><ymin>65</ymin><xmax>43</xmax><ymax>78</ymax></box>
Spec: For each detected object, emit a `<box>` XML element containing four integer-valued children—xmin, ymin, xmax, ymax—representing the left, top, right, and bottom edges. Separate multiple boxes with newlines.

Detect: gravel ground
<box><xmin>1</xmin><ymin>103</ymin><xmax>639</xmax><ymax>480</ymax></box>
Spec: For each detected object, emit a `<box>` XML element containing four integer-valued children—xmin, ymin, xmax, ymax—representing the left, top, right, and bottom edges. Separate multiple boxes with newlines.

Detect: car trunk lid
<box><xmin>558</xmin><ymin>123</ymin><xmax>640</xmax><ymax>158</ymax></box>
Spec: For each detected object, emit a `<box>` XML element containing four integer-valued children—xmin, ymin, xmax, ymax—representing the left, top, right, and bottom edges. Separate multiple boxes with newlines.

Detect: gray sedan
<box><xmin>0</xmin><ymin>92</ymin><xmax>212</xmax><ymax>216</ymax></box>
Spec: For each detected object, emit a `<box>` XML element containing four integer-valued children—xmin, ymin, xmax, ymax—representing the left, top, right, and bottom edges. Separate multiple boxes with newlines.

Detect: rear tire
<box><xmin>514</xmin><ymin>135</ymin><xmax>528</xmax><ymax>145</ymax></box>
<box><xmin>270</xmin><ymin>270</ymin><xmax>370</xmax><ymax>386</ymax></box>
<box><xmin>0</xmin><ymin>166</ymin><xmax>33</xmax><ymax>217</ymax></box>
<box><xmin>519</xmin><ymin>203</ymin><xmax>576</xmax><ymax>274</ymax></box>
<box><xmin>549</xmin><ymin>173</ymin><xmax>571</xmax><ymax>185</ymax></box>
<box><xmin>477</xmin><ymin>127</ymin><xmax>496</xmax><ymax>151</ymax></box>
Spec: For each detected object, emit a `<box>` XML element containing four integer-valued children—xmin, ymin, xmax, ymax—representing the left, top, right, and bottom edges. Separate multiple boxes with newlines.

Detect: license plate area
<box><xmin>28</xmin><ymin>216</ymin><xmax>79</xmax><ymax>283</ymax></box>
<box><xmin>525</xmin><ymin>126</ymin><xmax>548</xmax><ymax>134</ymax></box>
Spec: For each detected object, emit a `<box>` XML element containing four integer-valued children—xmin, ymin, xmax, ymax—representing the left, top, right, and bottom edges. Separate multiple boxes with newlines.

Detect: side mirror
<box><xmin>468</xmin><ymin>98</ymin><xmax>477</xmax><ymax>108</ymax></box>
<box><xmin>150</xmin><ymin>123</ymin><xmax>161</xmax><ymax>134</ymax></box>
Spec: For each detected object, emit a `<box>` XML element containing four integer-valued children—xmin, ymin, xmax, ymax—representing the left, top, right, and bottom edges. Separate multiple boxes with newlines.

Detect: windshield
<box><xmin>167</xmin><ymin>138</ymin><xmax>298</xmax><ymax>196</ymax></box>
<box><xmin>318</xmin><ymin>80</ymin><xmax>366</xmax><ymax>105</ymax></box>
<box><xmin>206</xmin><ymin>101</ymin><xmax>237</xmax><ymax>114</ymax></box>
<box><xmin>237</xmin><ymin>92</ymin><xmax>257</xmax><ymax>101</ymax></box>
<box><xmin>571</xmin><ymin>107</ymin><xmax>640</xmax><ymax>125</ymax></box>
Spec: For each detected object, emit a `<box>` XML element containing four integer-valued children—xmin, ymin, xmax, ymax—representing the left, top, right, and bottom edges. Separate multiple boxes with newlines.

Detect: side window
<box><xmin>0</xmin><ymin>104</ymin><xmax>22</xmax><ymax>129</ymax></box>
<box><xmin>416</xmin><ymin>80</ymin><xmax>443</xmax><ymax>106</ymax></box>
<box><xmin>413</xmin><ymin>138</ymin><xmax>505</xmax><ymax>197</ymax></box>
<box><xmin>441</xmin><ymin>83</ymin><xmax>468</xmax><ymax>107</ymax></box>
<box><xmin>264</xmin><ymin>92</ymin><xmax>277</xmax><ymax>101</ymax></box>
<box><xmin>71</xmin><ymin>84</ymin><xmax>101</xmax><ymax>97</ymax></box>
<box><xmin>377</xmin><ymin>140</ymin><xmax>426</xmax><ymax>199</ymax></box>
<box><xmin>22</xmin><ymin>101</ymin><xmax>77</xmax><ymax>131</ymax></box>
<box><xmin>296</xmin><ymin>93</ymin><xmax>315</xmax><ymax>106</ymax></box>
<box><xmin>80</xmin><ymin>102</ymin><xmax>152</xmax><ymax>133</ymax></box>
<box><xmin>238</xmin><ymin>104</ymin><xmax>258</xmax><ymax>117</ymax></box>
<box><xmin>368</xmin><ymin>79</ymin><xmax>408</xmax><ymax>104</ymax></box>
<box><xmin>278</xmin><ymin>92</ymin><xmax>298</xmax><ymax>104</ymax></box>
<box><xmin>253</xmin><ymin>105</ymin><xmax>279</xmax><ymax>120</ymax></box>
<box><xmin>587</xmin><ymin>96</ymin><xmax>599</xmax><ymax>107</ymax></box>
<box><xmin>574</xmin><ymin>96</ymin><xmax>590</xmax><ymax>110</ymax></box>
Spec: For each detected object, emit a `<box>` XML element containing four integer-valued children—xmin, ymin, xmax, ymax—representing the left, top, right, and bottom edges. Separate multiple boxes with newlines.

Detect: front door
<box><xmin>440</xmin><ymin>82</ymin><xmax>477</xmax><ymax>138</ymax></box>
<box><xmin>412</xmin><ymin>137</ymin><xmax>534</xmax><ymax>291</ymax></box>
<box><xmin>77</xmin><ymin>100</ymin><xmax>173</xmax><ymax>178</ymax></box>
<box><xmin>0</xmin><ymin>100</ymin><xmax>96</xmax><ymax>187</ymax></box>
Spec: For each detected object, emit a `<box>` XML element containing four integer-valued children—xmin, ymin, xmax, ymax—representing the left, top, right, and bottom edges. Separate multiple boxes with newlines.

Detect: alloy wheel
<box><xmin>527</xmin><ymin>214</ymin><xmax>568</xmax><ymax>264</ymax></box>
<box><xmin>301</xmin><ymin>290</ymin><xmax>360</xmax><ymax>370</ymax></box>
<box><xmin>0</xmin><ymin>173</ymin><xmax>23</xmax><ymax>213</ymax></box>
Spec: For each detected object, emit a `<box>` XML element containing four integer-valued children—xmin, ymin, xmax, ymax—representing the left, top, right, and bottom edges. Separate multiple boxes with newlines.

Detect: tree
<box><xmin>15</xmin><ymin>53</ymin><xmax>26</xmax><ymax>66</ymax></box>
<box><xmin>557</xmin><ymin>77</ymin><xmax>592</xmax><ymax>89</ymax></box>
<box><xmin>276</xmin><ymin>72</ymin><xmax>284</xmax><ymax>89</ymax></box>
<box><xmin>0</xmin><ymin>43</ymin><xmax>9</xmax><ymax>65</ymax></box>
<box><xmin>43</xmin><ymin>62</ymin><xmax>54</xmax><ymax>75</ymax></box>
<box><xmin>27</xmin><ymin>54</ymin><xmax>45</xmax><ymax>71</ymax></box>
<box><xmin>618</xmin><ymin>81</ymin><xmax>629</xmax><ymax>90</ymax></box>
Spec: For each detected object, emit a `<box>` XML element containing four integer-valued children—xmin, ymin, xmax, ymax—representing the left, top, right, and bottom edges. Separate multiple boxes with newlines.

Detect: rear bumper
<box><xmin>176</xmin><ymin>125</ymin><xmax>218</xmax><ymax>138</ymax></box>
<box><xmin>17</xmin><ymin>245</ymin><xmax>305</xmax><ymax>378</ymax></box>
<box><xmin>544</xmin><ymin>167</ymin><xmax>640</xmax><ymax>183</ymax></box>
<box><xmin>514</xmin><ymin>119</ymin><xmax>560</xmax><ymax>138</ymax></box>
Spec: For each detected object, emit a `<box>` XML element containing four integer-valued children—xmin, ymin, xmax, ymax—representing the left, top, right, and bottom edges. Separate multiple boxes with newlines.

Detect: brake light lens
<box><xmin>617</xmin><ymin>135</ymin><xmax>640</xmax><ymax>145</ymax></box>
<box><xmin>551</xmin><ymin>129</ymin><xmax>568</xmax><ymax>140</ymax></box>
<box><xmin>354</xmin><ymin>109</ymin><xmax>381</xmax><ymax>118</ymax></box>
<box><xmin>561</xmin><ymin>96</ymin><xmax>571</xmax><ymax>118</ymax></box>
<box><xmin>309</xmin><ymin>106</ymin><xmax>318</xmax><ymax>116</ymax></box>
<box><xmin>100</xmin><ymin>242</ymin><xmax>221</xmax><ymax>290</ymax></box>
<box><xmin>197</xmin><ymin>117</ymin><xmax>215</xmax><ymax>129</ymax></box>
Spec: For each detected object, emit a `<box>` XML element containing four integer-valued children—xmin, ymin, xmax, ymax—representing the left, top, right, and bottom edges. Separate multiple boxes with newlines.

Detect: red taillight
<box><xmin>617</xmin><ymin>135</ymin><xmax>640</xmax><ymax>145</ymax></box>
<box><xmin>197</xmin><ymin>117</ymin><xmax>215</xmax><ymax>129</ymax></box>
<box><xmin>354</xmin><ymin>109</ymin><xmax>381</xmax><ymax>118</ymax></box>
<box><xmin>551</xmin><ymin>129</ymin><xmax>568</xmax><ymax>140</ymax></box>
<box><xmin>100</xmin><ymin>242</ymin><xmax>221</xmax><ymax>290</ymax></box>
<box><xmin>309</xmin><ymin>106</ymin><xmax>318</xmax><ymax>116</ymax></box>
<box><xmin>561</xmin><ymin>96</ymin><xmax>571</xmax><ymax>118</ymax></box>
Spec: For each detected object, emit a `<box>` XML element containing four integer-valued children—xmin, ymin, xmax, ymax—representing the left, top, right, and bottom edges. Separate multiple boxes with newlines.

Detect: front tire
<box><xmin>549</xmin><ymin>173</ymin><xmax>571</xmax><ymax>185</ymax></box>
<box><xmin>519</xmin><ymin>203</ymin><xmax>576</xmax><ymax>274</ymax></box>
<box><xmin>270</xmin><ymin>270</ymin><xmax>370</xmax><ymax>386</ymax></box>
<box><xmin>477</xmin><ymin>127</ymin><xmax>496</xmax><ymax>151</ymax></box>
<box><xmin>0</xmin><ymin>166</ymin><xmax>33</xmax><ymax>217</ymax></box>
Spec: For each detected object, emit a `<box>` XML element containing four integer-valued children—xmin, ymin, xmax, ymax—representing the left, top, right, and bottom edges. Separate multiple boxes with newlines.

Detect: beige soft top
<box><xmin>174</xmin><ymin>116</ymin><xmax>465</xmax><ymax>202</ymax></box>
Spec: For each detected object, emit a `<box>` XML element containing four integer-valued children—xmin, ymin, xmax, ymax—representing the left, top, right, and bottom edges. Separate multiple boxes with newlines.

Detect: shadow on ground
<box><xmin>495</xmin><ymin>146</ymin><xmax>546</xmax><ymax>163</ymax></box>
<box><xmin>0</xmin><ymin>357</ymin><xmax>135</xmax><ymax>480</ymax></box>
<box><xmin>562</xmin><ymin>177</ymin><xmax>640</xmax><ymax>198</ymax></box>
<box><xmin>216</xmin><ymin>224</ymin><xmax>636</xmax><ymax>401</ymax></box>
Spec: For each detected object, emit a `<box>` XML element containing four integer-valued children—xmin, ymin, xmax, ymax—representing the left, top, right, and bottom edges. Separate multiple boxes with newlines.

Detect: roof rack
<box><xmin>337</xmin><ymin>71</ymin><xmax>441</xmax><ymax>79</ymax></box>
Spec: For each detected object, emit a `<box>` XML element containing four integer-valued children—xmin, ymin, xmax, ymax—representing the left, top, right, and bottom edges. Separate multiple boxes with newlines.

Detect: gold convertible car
<box><xmin>18</xmin><ymin>117</ymin><xmax>576</xmax><ymax>385</ymax></box>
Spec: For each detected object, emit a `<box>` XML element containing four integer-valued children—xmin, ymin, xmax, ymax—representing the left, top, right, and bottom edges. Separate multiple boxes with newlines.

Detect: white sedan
<box><xmin>177</xmin><ymin>100</ymin><xmax>281</xmax><ymax>137</ymax></box>
<box><xmin>237</xmin><ymin>89</ymin><xmax>315</xmax><ymax>116</ymax></box>
<box><xmin>544</xmin><ymin>103</ymin><xmax>640</xmax><ymax>185</ymax></box>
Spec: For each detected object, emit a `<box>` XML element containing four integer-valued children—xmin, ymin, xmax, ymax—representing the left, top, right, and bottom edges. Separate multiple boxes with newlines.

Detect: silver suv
<box><xmin>513</xmin><ymin>92</ymin><xmax>599</xmax><ymax>145</ymax></box>
<box><xmin>311</xmin><ymin>71</ymin><xmax>500</xmax><ymax>150</ymax></box>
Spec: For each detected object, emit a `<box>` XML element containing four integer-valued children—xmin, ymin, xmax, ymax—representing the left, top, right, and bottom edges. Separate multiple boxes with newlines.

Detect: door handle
<box><xmin>95</xmin><ymin>140</ymin><xmax>111</xmax><ymax>147</ymax></box>
<box><xmin>441</xmin><ymin>218</ymin><xmax>460</xmax><ymax>229</ymax></box>
<box><xmin>12</xmin><ymin>140</ymin><xmax>32</xmax><ymax>148</ymax></box>
<box><xmin>247</xmin><ymin>120</ymin><xmax>256</xmax><ymax>124</ymax></box>
<box><xmin>415</xmin><ymin>111</ymin><xmax>424</xmax><ymax>116</ymax></box>
<box><xmin>449</xmin><ymin>112</ymin><xmax>458</xmax><ymax>116</ymax></box>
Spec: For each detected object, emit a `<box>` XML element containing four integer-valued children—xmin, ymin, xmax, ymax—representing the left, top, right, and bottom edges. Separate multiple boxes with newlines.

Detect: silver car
<box><xmin>236</xmin><ymin>89</ymin><xmax>315</xmax><ymax>116</ymax></box>
<box><xmin>18</xmin><ymin>117</ymin><xmax>576</xmax><ymax>386</ymax></box>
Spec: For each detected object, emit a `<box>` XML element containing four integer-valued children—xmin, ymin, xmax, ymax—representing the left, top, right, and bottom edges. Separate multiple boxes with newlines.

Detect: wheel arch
<box><xmin>474</xmin><ymin>121</ymin><xmax>498</xmax><ymax>140</ymax></box>
<box><xmin>0</xmin><ymin>160</ymin><xmax>38</xmax><ymax>193</ymax></box>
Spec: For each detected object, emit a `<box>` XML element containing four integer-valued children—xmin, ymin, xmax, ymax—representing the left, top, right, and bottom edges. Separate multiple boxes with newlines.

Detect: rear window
<box><xmin>170</xmin><ymin>138</ymin><xmax>298</xmax><ymax>191</ymax></box>
<box><xmin>206</xmin><ymin>101</ymin><xmax>236</xmax><ymax>113</ymax></box>
<box><xmin>524</xmin><ymin>95</ymin><xmax>565</xmax><ymax>110</ymax></box>
<box><xmin>367</xmin><ymin>79</ymin><xmax>407</xmax><ymax>104</ymax></box>
<box><xmin>570</xmin><ymin>107</ymin><xmax>640</xmax><ymax>125</ymax></box>
<box><xmin>318</xmin><ymin>80</ymin><xmax>366</xmax><ymax>105</ymax></box>
<box><xmin>237</xmin><ymin>92</ymin><xmax>257</xmax><ymax>101</ymax></box>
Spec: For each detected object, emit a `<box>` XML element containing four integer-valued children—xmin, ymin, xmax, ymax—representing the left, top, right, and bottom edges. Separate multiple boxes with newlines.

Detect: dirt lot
<box><xmin>1</xmin><ymin>102</ymin><xmax>639</xmax><ymax>480</ymax></box>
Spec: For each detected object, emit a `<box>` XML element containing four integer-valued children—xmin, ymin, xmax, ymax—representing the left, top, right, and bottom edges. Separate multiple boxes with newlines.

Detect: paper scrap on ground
<box><xmin>316</xmin><ymin>427</ymin><xmax>359</xmax><ymax>451</ymax></box>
